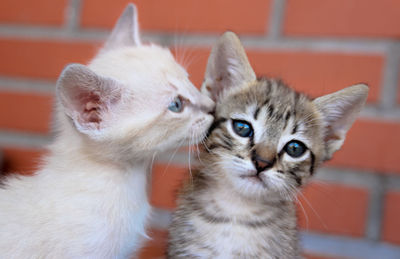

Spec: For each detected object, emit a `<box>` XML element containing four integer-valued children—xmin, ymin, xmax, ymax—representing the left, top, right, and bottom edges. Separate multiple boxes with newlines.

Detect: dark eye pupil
<box><xmin>285</xmin><ymin>140</ymin><xmax>306</xmax><ymax>158</ymax></box>
<box><xmin>168</xmin><ymin>97</ymin><xmax>183</xmax><ymax>112</ymax></box>
<box><xmin>232</xmin><ymin>120</ymin><xmax>253</xmax><ymax>138</ymax></box>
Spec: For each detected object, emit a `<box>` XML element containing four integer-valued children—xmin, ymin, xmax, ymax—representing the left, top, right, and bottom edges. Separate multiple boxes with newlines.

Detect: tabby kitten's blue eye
<box><xmin>232</xmin><ymin>120</ymin><xmax>253</xmax><ymax>138</ymax></box>
<box><xmin>285</xmin><ymin>140</ymin><xmax>307</xmax><ymax>158</ymax></box>
<box><xmin>168</xmin><ymin>96</ymin><xmax>184</xmax><ymax>113</ymax></box>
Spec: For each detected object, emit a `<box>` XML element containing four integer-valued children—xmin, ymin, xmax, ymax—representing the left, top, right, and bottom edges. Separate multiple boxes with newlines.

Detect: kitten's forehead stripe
<box><xmin>261</xmin><ymin>98</ymin><xmax>270</xmax><ymax>109</ymax></box>
<box><xmin>283</xmin><ymin>111</ymin><xmax>291</xmax><ymax>130</ymax></box>
<box><xmin>254</xmin><ymin>107</ymin><xmax>261</xmax><ymax>120</ymax></box>
<box><xmin>267</xmin><ymin>105</ymin><xmax>274</xmax><ymax>118</ymax></box>
<box><xmin>292</xmin><ymin>124</ymin><xmax>298</xmax><ymax>134</ymax></box>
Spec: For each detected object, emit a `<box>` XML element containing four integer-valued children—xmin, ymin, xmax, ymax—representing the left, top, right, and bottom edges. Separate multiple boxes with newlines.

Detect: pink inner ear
<box><xmin>77</xmin><ymin>92</ymin><xmax>102</xmax><ymax>125</ymax></box>
<box><xmin>84</xmin><ymin>101</ymin><xmax>101</xmax><ymax>123</ymax></box>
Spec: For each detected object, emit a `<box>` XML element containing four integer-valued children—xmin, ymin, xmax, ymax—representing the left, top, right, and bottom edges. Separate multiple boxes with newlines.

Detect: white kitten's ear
<box><xmin>56</xmin><ymin>64</ymin><xmax>125</xmax><ymax>135</ymax></box>
<box><xmin>103</xmin><ymin>3</ymin><xmax>141</xmax><ymax>50</ymax></box>
<box><xmin>201</xmin><ymin>31</ymin><xmax>256</xmax><ymax>102</ymax></box>
<box><xmin>313</xmin><ymin>84</ymin><xmax>369</xmax><ymax>160</ymax></box>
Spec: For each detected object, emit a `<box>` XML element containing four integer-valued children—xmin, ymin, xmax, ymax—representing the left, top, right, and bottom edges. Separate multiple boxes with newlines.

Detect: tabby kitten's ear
<box><xmin>103</xmin><ymin>3</ymin><xmax>141</xmax><ymax>50</ymax></box>
<box><xmin>201</xmin><ymin>31</ymin><xmax>256</xmax><ymax>102</ymax></box>
<box><xmin>56</xmin><ymin>64</ymin><xmax>125</xmax><ymax>135</ymax></box>
<box><xmin>313</xmin><ymin>84</ymin><xmax>369</xmax><ymax>160</ymax></box>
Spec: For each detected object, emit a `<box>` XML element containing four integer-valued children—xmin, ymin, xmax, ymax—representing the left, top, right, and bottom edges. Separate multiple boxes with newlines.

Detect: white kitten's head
<box><xmin>55</xmin><ymin>4</ymin><xmax>214</xmax><ymax>161</ymax></box>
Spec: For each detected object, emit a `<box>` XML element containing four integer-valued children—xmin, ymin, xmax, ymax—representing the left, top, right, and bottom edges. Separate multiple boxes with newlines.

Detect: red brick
<box><xmin>138</xmin><ymin>229</ymin><xmax>168</xmax><ymax>259</ymax></box>
<box><xmin>248</xmin><ymin>51</ymin><xmax>382</xmax><ymax>103</ymax></box>
<box><xmin>298</xmin><ymin>183</ymin><xmax>368</xmax><ymax>237</ymax></box>
<box><xmin>81</xmin><ymin>0</ymin><xmax>272</xmax><ymax>35</ymax></box>
<box><xmin>182</xmin><ymin>48</ymin><xmax>382</xmax><ymax>102</ymax></box>
<box><xmin>0</xmin><ymin>39</ymin><xmax>98</xmax><ymax>80</ymax></box>
<box><xmin>0</xmin><ymin>0</ymin><xmax>67</xmax><ymax>26</ymax></box>
<box><xmin>0</xmin><ymin>91</ymin><xmax>53</xmax><ymax>134</ymax></box>
<box><xmin>327</xmin><ymin>120</ymin><xmax>400</xmax><ymax>174</ymax></box>
<box><xmin>284</xmin><ymin>0</ymin><xmax>400</xmax><ymax>38</ymax></box>
<box><xmin>1</xmin><ymin>147</ymin><xmax>45</xmax><ymax>175</ymax></box>
<box><xmin>150</xmin><ymin>163</ymin><xmax>189</xmax><ymax>210</ymax></box>
<box><xmin>382</xmin><ymin>191</ymin><xmax>400</xmax><ymax>245</ymax></box>
<box><xmin>175</xmin><ymin>48</ymin><xmax>209</xmax><ymax>89</ymax></box>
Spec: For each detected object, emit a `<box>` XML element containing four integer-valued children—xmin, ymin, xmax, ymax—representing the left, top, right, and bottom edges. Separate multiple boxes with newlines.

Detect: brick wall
<box><xmin>0</xmin><ymin>0</ymin><xmax>399</xmax><ymax>258</ymax></box>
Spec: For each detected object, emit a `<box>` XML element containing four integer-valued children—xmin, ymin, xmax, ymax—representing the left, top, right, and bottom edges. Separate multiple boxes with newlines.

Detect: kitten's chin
<box><xmin>234</xmin><ymin>171</ymin><xmax>295</xmax><ymax>200</ymax></box>
<box><xmin>231</xmin><ymin>174</ymin><xmax>269</xmax><ymax>198</ymax></box>
<box><xmin>239</xmin><ymin>174</ymin><xmax>267</xmax><ymax>187</ymax></box>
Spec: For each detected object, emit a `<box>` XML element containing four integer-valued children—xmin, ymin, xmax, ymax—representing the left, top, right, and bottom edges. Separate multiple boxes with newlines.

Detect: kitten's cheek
<box><xmin>205</xmin><ymin>116</ymin><xmax>214</xmax><ymax>131</ymax></box>
<box><xmin>192</xmin><ymin>115</ymin><xmax>213</xmax><ymax>134</ymax></box>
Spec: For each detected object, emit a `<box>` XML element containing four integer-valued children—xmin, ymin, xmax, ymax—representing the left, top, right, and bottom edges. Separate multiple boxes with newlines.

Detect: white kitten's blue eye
<box><xmin>232</xmin><ymin>120</ymin><xmax>253</xmax><ymax>138</ymax></box>
<box><xmin>285</xmin><ymin>140</ymin><xmax>307</xmax><ymax>158</ymax></box>
<box><xmin>168</xmin><ymin>96</ymin><xmax>184</xmax><ymax>113</ymax></box>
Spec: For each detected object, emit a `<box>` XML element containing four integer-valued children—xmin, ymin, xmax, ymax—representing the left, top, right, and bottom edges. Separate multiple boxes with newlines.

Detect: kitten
<box><xmin>0</xmin><ymin>4</ymin><xmax>213</xmax><ymax>259</ymax></box>
<box><xmin>167</xmin><ymin>32</ymin><xmax>368</xmax><ymax>258</ymax></box>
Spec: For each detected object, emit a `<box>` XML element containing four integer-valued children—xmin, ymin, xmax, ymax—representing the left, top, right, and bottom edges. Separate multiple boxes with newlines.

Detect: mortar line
<box><xmin>267</xmin><ymin>0</ymin><xmax>286</xmax><ymax>39</ymax></box>
<box><xmin>314</xmin><ymin>167</ymin><xmax>400</xmax><ymax>190</ymax></box>
<box><xmin>301</xmin><ymin>231</ymin><xmax>400</xmax><ymax>259</ymax></box>
<box><xmin>360</xmin><ymin>106</ymin><xmax>400</xmax><ymax>121</ymax></box>
<box><xmin>365</xmin><ymin>175</ymin><xmax>386</xmax><ymax>241</ymax></box>
<box><xmin>0</xmin><ymin>131</ymin><xmax>52</xmax><ymax>149</ymax></box>
<box><xmin>64</xmin><ymin>0</ymin><xmax>82</xmax><ymax>32</ymax></box>
<box><xmin>0</xmin><ymin>24</ymin><xmax>399</xmax><ymax>53</ymax></box>
<box><xmin>149</xmin><ymin>207</ymin><xmax>173</xmax><ymax>230</ymax></box>
<box><xmin>379</xmin><ymin>44</ymin><xmax>400</xmax><ymax>110</ymax></box>
<box><xmin>0</xmin><ymin>76</ymin><xmax>55</xmax><ymax>94</ymax></box>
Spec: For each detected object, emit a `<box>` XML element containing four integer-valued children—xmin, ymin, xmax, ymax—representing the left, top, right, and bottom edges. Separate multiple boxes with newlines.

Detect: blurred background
<box><xmin>0</xmin><ymin>0</ymin><xmax>399</xmax><ymax>258</ymax></box>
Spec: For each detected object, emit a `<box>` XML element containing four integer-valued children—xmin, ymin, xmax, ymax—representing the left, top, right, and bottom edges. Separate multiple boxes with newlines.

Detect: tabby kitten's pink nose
<box><xmin>253</xmin><ymin>155</ymin><xmax>275</xmax><ymax>172</ymax></box>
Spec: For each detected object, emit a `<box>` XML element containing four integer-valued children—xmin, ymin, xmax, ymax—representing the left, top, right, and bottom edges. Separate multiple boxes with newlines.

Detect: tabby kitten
<box><xmin>167</xmin><ymin>32</ymin><xmax>368</xmax><ymax>258</ymax></box>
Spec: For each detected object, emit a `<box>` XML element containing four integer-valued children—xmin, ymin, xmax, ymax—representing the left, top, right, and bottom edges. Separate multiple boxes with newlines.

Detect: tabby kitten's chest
<box><xmin>168</xmin><ymin>191</ymin><xmax>299</xmax><ymax>259</ymax></box>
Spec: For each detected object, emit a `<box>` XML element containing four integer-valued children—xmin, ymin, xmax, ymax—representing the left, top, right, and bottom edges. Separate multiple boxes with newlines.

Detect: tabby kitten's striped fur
<box><xmin>167</xmin><ymin>32</ymin><xmax>368</xmax><ymax>258</ymax></box>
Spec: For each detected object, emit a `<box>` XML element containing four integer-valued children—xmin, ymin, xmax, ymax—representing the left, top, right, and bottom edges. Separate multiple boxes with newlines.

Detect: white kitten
<box><xmin>0</xmin><ymin>4</ymin><xmax>214</xmax><ymax>259</ymax></box>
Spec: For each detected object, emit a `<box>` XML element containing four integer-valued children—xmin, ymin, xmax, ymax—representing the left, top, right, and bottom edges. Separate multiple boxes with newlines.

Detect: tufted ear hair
<box><xmin>201</xmin><ymin>31</ymin><xmax>256</xmax><ymax>102</ymax></box>
<box><xmin>103</xmin><ymin>3</ymin><xmax>141</xmax><ymax>51</ymax></box>
<box><xmin>56</xmin><ymin>64</ymin><xmax>125</xmax><ymax>135</ymax></box>
<box><xmin>313</xmin><ymin>84</ymin><xmax>369</xmax><ymax>161</ymax></box>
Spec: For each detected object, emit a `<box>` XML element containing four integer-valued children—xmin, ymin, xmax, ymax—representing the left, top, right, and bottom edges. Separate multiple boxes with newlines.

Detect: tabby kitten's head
<box><xmin>55</xmin><ymin>4</ymin><xmax>214</xmax><ymax>160</ymax></box>
<box><xmin>201</xmin><ymin>32</ymin><xmax>368</xmax><ymax>200</ymax></box>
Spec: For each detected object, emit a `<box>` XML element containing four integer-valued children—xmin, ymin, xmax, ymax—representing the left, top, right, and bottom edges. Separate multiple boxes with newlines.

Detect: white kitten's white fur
<box><xmin>0</xmin><ymin>4</ymin><xmax>213</xmax><ymax>258</ymax></box>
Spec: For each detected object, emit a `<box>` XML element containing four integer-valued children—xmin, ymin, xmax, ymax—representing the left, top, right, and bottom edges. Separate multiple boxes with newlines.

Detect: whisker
<box><xmin>297</xmin><ymin>191</ymin><xmax>328</xmax><ymax>230</ymax></box>
<box><xmin>201</xmin><ymin>135</ymin><xmax>212</xmax><ymax>153</ymax></box>
<box><xmin>183</xmin><ymin>50</ymin><xmax>202</xmax><ymax>70</ymax></box>
<box><xmin>295</xmin><ymin>194</ymin><xmax>309</xmax><ymax>228</ymax></box>
<box><xmin>150</xmin><ymin>151</ymin><xmax>158</xmax><ymax>171</ymax></box>
<box><xmin>162</xmin><ymin>137</ymin><xmax>186</xmax><ymax>177</ymax></box>
<box><xmin>187</xmin><ymin>130</ymin><xmax>194</xmax><ymax>185</ymax></box>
